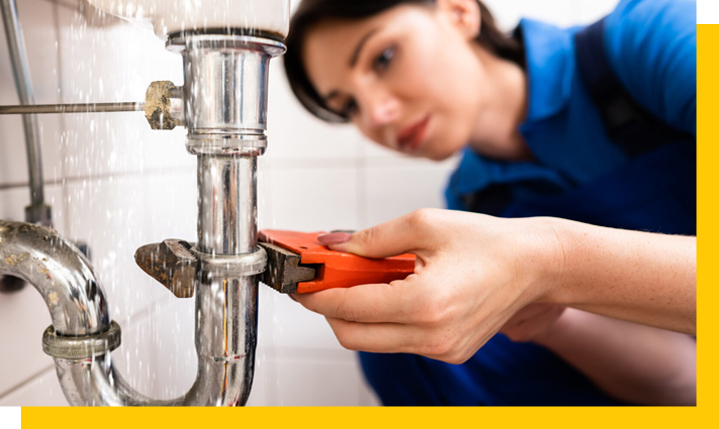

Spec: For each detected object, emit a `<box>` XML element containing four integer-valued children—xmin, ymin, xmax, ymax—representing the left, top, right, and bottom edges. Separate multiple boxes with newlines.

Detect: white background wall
<box><xmin>0</xmin><ymin>0</ymin><xmax>617</xmax><ymax>406</ymax></box>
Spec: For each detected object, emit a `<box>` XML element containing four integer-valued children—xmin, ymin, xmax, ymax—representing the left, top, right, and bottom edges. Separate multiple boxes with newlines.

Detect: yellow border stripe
<box><xmin>18</xmin><ymin>407</ymin><xmax>707</xmax><ymax>429</ymax></box>
<box><xmin>697</xmin><ymin>23</ymin><xmax>718</xmax><ymax>416</ymax></box>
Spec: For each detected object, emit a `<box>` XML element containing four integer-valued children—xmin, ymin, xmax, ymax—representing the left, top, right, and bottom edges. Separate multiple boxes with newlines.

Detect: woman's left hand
<box><xmin>292</xmin><ymin>209</ymin><xmax>563</xmax><ymax>364</ymax></box>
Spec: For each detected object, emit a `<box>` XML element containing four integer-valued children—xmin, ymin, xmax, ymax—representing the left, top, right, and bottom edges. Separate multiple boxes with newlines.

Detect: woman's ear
<box><xmin>436</xmin><ymin>0</ymin><xmax>481</xmax><ymax>40</ymax></box>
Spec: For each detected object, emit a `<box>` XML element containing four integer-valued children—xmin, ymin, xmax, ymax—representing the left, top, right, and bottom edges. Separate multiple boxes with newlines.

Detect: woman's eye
<box><xmin>372</xmin><ymin>46</ymin><xmax>396</xmax><ymax>72</ymax></box>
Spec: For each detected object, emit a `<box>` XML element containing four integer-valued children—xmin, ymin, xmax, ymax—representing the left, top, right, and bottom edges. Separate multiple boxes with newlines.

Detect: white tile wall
<box><xmin>0</xmin><ymin>0</ymin><xmax>618</xmax><ymax>406</ymax></box>
<box><xmin>0</xmin><ymin>0</ymin><xmax>63</xmax><ymax>187</ymax></box>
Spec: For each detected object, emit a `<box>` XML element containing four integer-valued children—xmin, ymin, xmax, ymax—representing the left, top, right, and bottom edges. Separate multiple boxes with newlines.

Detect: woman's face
<box><xmin>303</xmin><ymin>0</ymin><xmax>487</xmax><ymax>161</ymax></box>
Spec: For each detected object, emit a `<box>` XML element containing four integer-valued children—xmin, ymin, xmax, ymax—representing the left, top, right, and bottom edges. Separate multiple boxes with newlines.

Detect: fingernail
<box><xmin>317</xmin><ymin>232</ymin><xmax>352</xmax><ymax>245</ymax></box>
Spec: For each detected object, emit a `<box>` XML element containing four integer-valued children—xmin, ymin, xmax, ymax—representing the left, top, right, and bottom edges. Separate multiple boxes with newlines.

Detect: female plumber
<box><xmin>282</xmin><ymin>0</ymin><xmax>696</xmax><ymax>406</ymax></box>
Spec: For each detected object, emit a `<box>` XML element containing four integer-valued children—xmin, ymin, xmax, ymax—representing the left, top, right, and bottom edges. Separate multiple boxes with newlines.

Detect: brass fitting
<box><xmin>144</xmin><ymin>81</ymin><xmax>184</xmax><ymax>130</ymax></box>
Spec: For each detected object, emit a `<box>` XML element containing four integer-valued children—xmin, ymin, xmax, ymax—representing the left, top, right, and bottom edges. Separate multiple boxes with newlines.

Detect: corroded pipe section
<box><xmin>0</xmin><ymin>221</ymin><xmax>108</xmax><ymax>336</ymax></box>
<box><xmin>144</xmin><ymin>81</ymin><xmax>184</xmax><ymax>130</ymax></box>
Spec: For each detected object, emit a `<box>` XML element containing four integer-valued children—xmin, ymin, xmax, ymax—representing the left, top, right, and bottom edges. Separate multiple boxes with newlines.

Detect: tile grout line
<box><xmin>0</xmin><ymin>165</ymin><xmax>198</xmax><ymax>191</ymax></box>
<box><xmin>0</xmin><ymin>363</ymin><xmax>57</xmax><ymax>403</ymax></box>
<box><xmin>1</xmin><ymin>156</ymin><xmax>431</xmax><ymax>192</ymax></box>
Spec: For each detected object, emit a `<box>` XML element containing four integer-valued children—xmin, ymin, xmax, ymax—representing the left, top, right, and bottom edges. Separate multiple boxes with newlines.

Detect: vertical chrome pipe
<box><xmin>0</xmin><ymin>0</ymin><xmax>51</xmax><ymax>226</ymax></box>
<box><xmin>186</xmin><ymin>155</ymin><xmax>259</xmax><ymax>406</ymax></box>
<box><xmin>170</xmin><ymin>34</ymin><xmax>284</xmax><ymax>406</ymax></box>
<box><xmin>198</xmin><ymin>156</ymin><xmax>258</xmax><ymax>254</ymax></box>
<box><xmin>184</xmin><ymin>274</ymin><xmax>258</xmax><ymax>406</ymax></box>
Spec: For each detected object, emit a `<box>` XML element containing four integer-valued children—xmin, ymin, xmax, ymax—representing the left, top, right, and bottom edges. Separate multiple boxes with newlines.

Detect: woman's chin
<box><xmin>421</xmin><ymin>139</ymin><xmax>466</xmax><ymax>161</ymax></box>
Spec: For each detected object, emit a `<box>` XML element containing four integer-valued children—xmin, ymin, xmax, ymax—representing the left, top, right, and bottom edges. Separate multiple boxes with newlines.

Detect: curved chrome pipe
<box><xmin>0</xmin><ymin>220</ymin><xmax>255</xmax><ymax>406</ymax></box>
<box><xmin>0</xmin><ymin>221</ymin><xmax>108</xmax><ymax>336</ymax></box>
<box><xmin>0</xmin><ymin>220</ymin><xmax>159</xmax><ymax>405</ymax></box>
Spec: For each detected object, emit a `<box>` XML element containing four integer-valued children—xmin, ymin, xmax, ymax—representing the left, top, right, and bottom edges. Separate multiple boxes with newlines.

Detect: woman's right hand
<box><xmin>293</xmin><ymin>208</ymin><xmax>565</xmax><ymax>364</ymax></box>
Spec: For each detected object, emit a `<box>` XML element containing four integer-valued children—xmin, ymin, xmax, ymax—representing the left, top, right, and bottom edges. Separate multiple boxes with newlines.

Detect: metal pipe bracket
<box><xmin>192</xmin><ymin>246</ymin><xmax>267</xmax><ymax>278</ymax></box>
<box><xmin>42</xmin><ymin>321</ymin><xmax>122</xmax><ymax>360</ymax></box>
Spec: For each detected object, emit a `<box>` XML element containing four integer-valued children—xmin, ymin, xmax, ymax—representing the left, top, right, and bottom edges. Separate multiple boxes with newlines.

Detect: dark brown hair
<box><xmin>283</xmin><ymin>0</ymin><xmax>523</xmax><ymax>123</ymax></box>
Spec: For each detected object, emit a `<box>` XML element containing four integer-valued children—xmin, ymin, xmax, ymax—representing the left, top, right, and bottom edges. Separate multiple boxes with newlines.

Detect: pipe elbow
<box><xmin>0</xmin><ymin>220</ymin><xmax>110</xmax><ymax>336</ymax></box>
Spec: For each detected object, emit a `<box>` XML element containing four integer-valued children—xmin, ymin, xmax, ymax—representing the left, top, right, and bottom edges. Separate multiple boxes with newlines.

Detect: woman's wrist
<box><xmin>517</xmin><ymin>216</ymin><xmax>695</xmax><ymax>334</ymax></box>
<box><xmin>518</xmin><ymin>216</ymin><xmax>576</xmax><ymax>305</ymax></box>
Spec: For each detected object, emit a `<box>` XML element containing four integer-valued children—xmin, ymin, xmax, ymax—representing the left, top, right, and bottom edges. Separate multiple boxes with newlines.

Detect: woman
<box><xmin>283</xmin><ymin>0</ymin><xmax>696</xmax><ymax>406</ymax></box>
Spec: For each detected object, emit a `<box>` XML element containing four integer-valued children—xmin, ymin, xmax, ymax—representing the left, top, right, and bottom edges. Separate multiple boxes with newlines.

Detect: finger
<box><xmin>325</xmin><ymin>317</ymin><xmax>424</xmax><ymax>355</ymax></box>
<box><xmin>327</xmin><ymin>317</ymin><xmax>494</xmax><ymax>364</ymax></box>
<box><xmin>325</xmin><ymin>209</ymin><xmax>439</xmax><ymax>258</ymax></box>
<box><xmin>293</xmin><ymin>275</ymin><xmax>424</xmax><ymax>324</ymax></box>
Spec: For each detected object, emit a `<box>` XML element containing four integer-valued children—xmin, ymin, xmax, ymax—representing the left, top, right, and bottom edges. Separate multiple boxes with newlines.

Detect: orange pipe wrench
<box><xmin>258</xmin><ymin>230</ymin><xmax>415</xmax><ymax>294</ymax></box>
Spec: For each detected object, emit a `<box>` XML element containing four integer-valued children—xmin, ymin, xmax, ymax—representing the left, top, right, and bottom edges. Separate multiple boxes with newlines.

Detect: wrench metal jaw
<box><xmin>134</xmin><ymin>239</ymin><xmax>197</xmax><ymax>298</ymax></box>
<box><xmin>258</xmin><ymin>242</ymin><xmax>316</xmax><ymax>294</ymax></box>
<box><xmin>134</xmin><ymin>239</ymin><xmax>267</xmax><ymax>298</ymax></box>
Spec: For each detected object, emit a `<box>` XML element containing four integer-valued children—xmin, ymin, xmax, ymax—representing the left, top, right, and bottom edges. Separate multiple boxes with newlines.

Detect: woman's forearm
<box><xmin>544</xmin><ymin>219</ymin><xmax>696</xmax><ymax>335</ymax></box>
<box><xmin>536</xmin><ymin>308</ymin><xmax>696</xmax><ymax>406</ymax></box>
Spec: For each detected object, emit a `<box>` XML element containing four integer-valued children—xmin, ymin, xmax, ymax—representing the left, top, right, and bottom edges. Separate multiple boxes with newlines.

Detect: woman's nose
<box><xmin>362</xmin><ymin>94</ymin><xmax>400</xmax><ymax>127</ymax></box>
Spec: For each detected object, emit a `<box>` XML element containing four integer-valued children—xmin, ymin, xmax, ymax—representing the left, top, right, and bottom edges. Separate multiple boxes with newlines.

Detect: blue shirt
<box><xmin>447</xmin><ymin>0</ymin><xmax>696</xmax><ymax>210</ymax></box>
<box><xmin>360</xmin><ymin>0</ymin><xmax>696</xmax><ymax>406</ymax></box>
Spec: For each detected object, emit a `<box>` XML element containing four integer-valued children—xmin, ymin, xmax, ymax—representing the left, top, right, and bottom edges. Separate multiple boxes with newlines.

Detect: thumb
<box><xmin>318</xmin><ymin>209</ymin><xmax>436</xmax><ymax>258</ymax></box>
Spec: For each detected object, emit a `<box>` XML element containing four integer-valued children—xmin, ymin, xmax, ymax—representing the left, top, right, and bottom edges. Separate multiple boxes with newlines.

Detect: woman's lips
<box><xmin>397</xmin><ymin>115</ymin><xmax>430</xmax><ymax>152</ymax></box>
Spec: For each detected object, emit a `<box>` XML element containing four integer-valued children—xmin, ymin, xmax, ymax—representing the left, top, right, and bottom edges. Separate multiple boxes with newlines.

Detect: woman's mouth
<box><xmin>397</xmin><ymin>115</ymin><xmax>431</xmax><ymax>152</ymax></box>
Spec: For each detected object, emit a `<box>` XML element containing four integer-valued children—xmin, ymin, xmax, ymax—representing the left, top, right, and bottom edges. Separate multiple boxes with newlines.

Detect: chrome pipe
<box><xmin>0</xmin><ymin>221</ymin><xmax>108</xmax><ymax>336</ymax></box>
<box><xmin>171</xmin><ymin>34</ymin><xmax>283</xmax><ymax>406</ymax></box>
<box><xmin>171</xmin><ymin>34</ymin><xmax>285</xmax><ymax>157</ymax></box>
<box><xmin>0</xmin><ymin>221</ymin><xmax>155</xmax><ymax>406</ymax></box>
<box><xmin>175</xmin><ymin>35</ymin><xmax>284</xmax><ymax>140</ymax></box>
<box><xmin>184</xmin><ymin>274</ymin><xmax>258</xmax><ymax>406</ymax></box>
<box><xmin>1</xmin><ymin>34</ymin><xmax>283</xmax><ymax>407</ymax></box>
<box><xmin>191</xmin><ymin>156</ymin><xmax>260</xmax><ymax>405</ymax></box>
<box><xmin>198</xmin><ymin>156</ymin><xmax>258</xmax><ymax>254</ymax></box>
<box><xmin>0</xmin><ymin>0</ymin><xmax>51</xmax><ymax>226</ymax></box>
<box><xmin>53</xmin><ymin>357</ymin><xmax>183</xmax><ymax>406</ymax></box>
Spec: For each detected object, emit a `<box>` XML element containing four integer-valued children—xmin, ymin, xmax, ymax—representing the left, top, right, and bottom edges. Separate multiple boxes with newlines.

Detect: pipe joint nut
<box><xmin>42</xmin><ymin>320</ymin><xmax>122</xmax><ymax>360</ymax></box>
<box><xmin>186</xmin><ymin>134</ymin><xmax>267</xmax><ymax>157</ymax></box>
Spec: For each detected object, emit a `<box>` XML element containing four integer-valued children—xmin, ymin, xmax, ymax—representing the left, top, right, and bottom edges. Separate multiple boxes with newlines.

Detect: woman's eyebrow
<box><xmin>349</xmin><ymin>29</ymin><xmax>379</xmax><ymax>67</ymax></box>
<box><xmin>320</xmin><ymin>29</ymin><xmax>380</xmax><ymax>104</ymax></box>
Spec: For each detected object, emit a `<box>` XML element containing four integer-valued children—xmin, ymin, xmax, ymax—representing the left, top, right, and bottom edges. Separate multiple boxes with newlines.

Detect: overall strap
<box><xmin>574</xmin><ymin>18</ymin><xmax>694</xmax><ymax>157</ymax></box>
